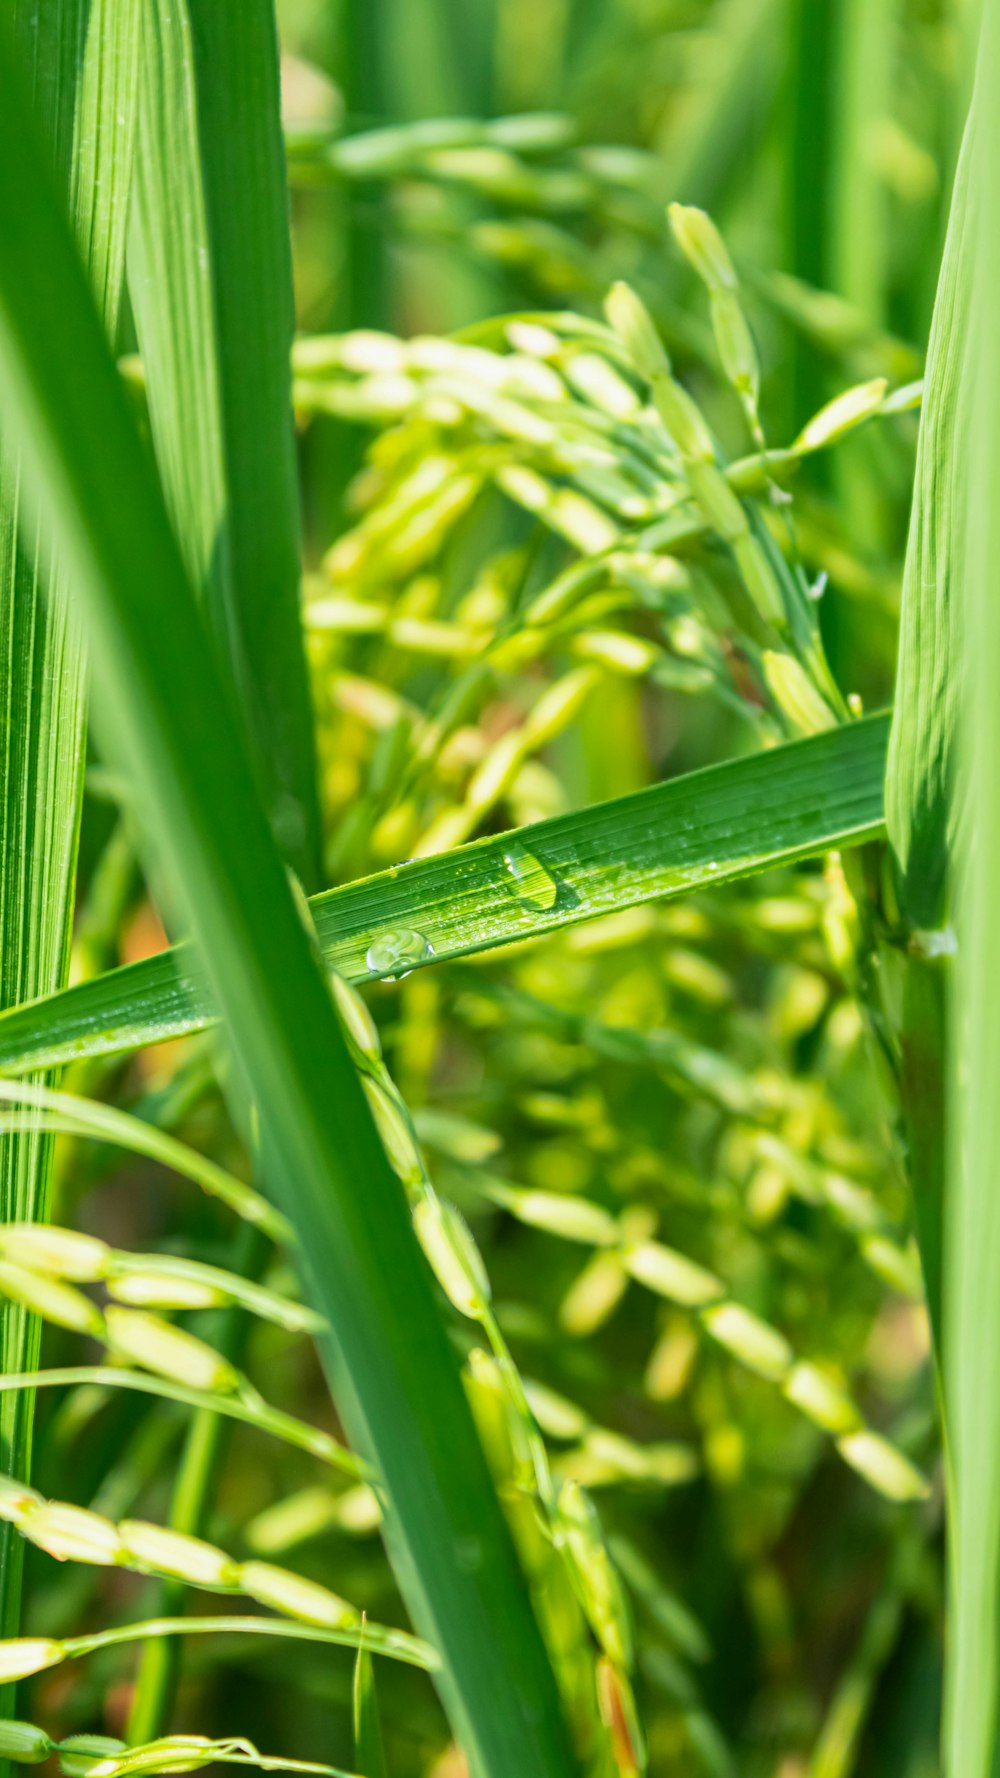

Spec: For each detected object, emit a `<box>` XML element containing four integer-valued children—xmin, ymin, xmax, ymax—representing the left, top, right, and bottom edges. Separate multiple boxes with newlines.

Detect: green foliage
<box><xmin>0</xmin><ymin>3</ymin><xmax>978</xmax><ymax>1778</ymax></box>
<box><xmin>944</xmin><ymin>15</ymin><xmax>1000</xmax><ymax>1776</ymax></box>
<box><xmin>0</xmin><ymin>0</ymin><xmax>142</xmax><ymax>1676</ymax></box>
<box><xmin>0</xmin><ymin>716</ymin><xmax>889</xmax><ymax>1074</ymax></box>
<box><xmin>884</xmin><ymin>126</ymin><xmax>971</xmax><ymax>933</ymax></box>
<box><xmin>0</xmin><ymin>26</ymin><xmax>577</xmax><ymax>1778</ymax></box>
<box><xmin>130</xmin><ymin>0</ymin><xmax>322</xmax><ymax>887</ymax></box>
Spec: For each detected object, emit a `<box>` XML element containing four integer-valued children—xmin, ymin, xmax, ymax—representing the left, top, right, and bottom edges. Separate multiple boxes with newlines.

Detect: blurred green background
<box><xmin>279</xmin><ymin>0</ymin><xmax>967</xmax><ymax>720</ymax></box>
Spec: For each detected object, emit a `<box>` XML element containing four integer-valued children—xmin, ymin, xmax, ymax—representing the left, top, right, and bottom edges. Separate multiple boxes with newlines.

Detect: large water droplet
<box><xmin>501</xmin><ymin>843</ymin><xmax>558</xmax><ymax>911</ymax></box>
<box><xmin>365</xmin><ymin>928</ymin><xmax>434</xmax><ymax>981</ymax></box>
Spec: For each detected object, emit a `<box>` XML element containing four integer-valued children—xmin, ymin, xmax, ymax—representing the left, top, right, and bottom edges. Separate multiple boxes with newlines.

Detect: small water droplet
<box><xmin>909</xmin><ymin>924</ymin><xmax>957</xmax><ymax>960</ymax></box>
<box><xmin>501</xmin><ymin>843</ymin><xmax>558</xmax><ymax>911</ymax></box>
<box><xmin>365</xmin><ymin>929</ymin><xmax>434</xmax><ymax>981</ymax></box>
<box><xmin>706</xmin><ymin>862</ymin><xmax>719</xmax><ymax>874</ymax></box>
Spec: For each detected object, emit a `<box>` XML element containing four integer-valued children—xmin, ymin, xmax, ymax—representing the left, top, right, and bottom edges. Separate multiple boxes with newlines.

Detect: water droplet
<box><xmin>365</xmin><ymin>929</ymin><xmax>434</xmax><ymax>980</ymax></box>
<box><xmin>706</xmin><ymin>862</ymin><xmax>719</xmax><ymax>874</ymax></box>
<box><xmin>501</xmin><ymin>843</ymin><xmax>558</xmax><ymax>911</ymax></box>
<box><xmin>910</xmin><ymin>924</ymin><xmax>957</xmax><ymax>960</ymax></box>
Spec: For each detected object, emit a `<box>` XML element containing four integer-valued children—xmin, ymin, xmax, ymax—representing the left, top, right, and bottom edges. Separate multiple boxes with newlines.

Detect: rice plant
<box><xmin>0</xmin><ymin>1</ymin><xmax>989</xmax><ymax>1775</ymax></box>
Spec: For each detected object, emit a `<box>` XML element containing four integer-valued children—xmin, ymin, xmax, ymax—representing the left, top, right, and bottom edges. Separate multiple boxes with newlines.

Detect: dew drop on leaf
<box><xmin>365</xmin><ymin>929</ymin><xmax>434</xmax><ymax>980</ymax></box>
<box><xmin>501</xmin><ymin>843</ymin><xmax>558</xmax><ymax>911</ymax></box>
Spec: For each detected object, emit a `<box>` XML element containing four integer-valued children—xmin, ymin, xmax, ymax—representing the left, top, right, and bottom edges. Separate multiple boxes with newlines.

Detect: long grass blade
<box><xmin>0</xmin><ymin>46</ymin><xmax>578</xmax><ymax>1778</ymax></box>
<box><xmin>884</xmin><ymin>122</ymin><xmax>970</xmax><ymax>931</ymax></box>
<box><xmin>882</xmin><ymin>78</ymin><xmax>974</xmax><ymax>1350</ymax></box>
<box><xmin>944</xmin><ymin>12</ymin><xmax>1000</xmax><ymax>1774</ymax></box>
<box><xmin>0</xmin><ymin>0</ymin><xmax>141</xmax><ymax>1667</ymax></box>
<box><xmin>125</xmin><ymin>1</ymin><xmax>329</xmax><ymax>1730</ymax></box>
<box><xmin>128</xmin><ymin>0</ymin><xmax>322</xmax><ymax>887</ymax></box>
<box><xmin>353</xmin><ymin>1642</ymin><xmax>387</xmax><ymax>1778</ymax></box>
<box><xmin>0</xmin><ymin>714</ymin><xmax>889</xmax><ymax>1074</ymax></box>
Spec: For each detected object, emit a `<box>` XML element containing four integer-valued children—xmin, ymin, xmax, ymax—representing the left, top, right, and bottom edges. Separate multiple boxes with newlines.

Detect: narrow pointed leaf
<box><xmin>884</xmin><ymin>121</ymin><xmax>971</xmax><ymax>930</ymax></box>
<box><xmin>0</xmin><ymin>45</ymin><xmax>577</xmax><ymax>1778</ymax></box>
<box><xmin>945</xmin><ymin>21</ymin><xmax>1000</xmax><ymax>1778</ymax></box>
<box><xmin>353</xmin><ymin>1643</ymin><xmax>387</xmax><ymax>1778</ymax></box>
<box><xmin>126</xmin><ymin>2</ymin><xmax>329</xmax><ymax>1734</ymax></box>
<box><xmin>0</xmin><ymin>715</ymin><xmax>889</xmax><ymax>1074</ymax></box>
<box><xmin>128</xmin><ymin>0</ymin><xmax>322</xmax><ymax>886</ymax></box>
<box><xmin>881</xmin><ymin>53</ymin><xmax>975</xmax><ymax>1360</ymax></box>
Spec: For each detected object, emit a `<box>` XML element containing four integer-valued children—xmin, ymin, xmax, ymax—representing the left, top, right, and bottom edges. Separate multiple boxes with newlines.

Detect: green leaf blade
<box><xmin>0</xmin><ymin>42</ymin><xmax>578</xmax><ymax>1778</ymax></box>
<box><xmin>129</xmin><ymin>0</ymin><xmax>322</xmax><ymax>886</ymax></box>
<box><xmin>353</xmin><ymin>1642</ymin><xmax>388</xmax><ymax>1778</ymax></box>
<box><xmin>884</xmin><ymin>121</ymin><xmax>971</xmax><ymax>930</ymax></box>
<box><xmin>945</xmin><ymin>18</ymin><xmax>1000</xmax><ymax>1777</ymax></box>
<box><xmin>0</xmin><ymin>0</ymin><xmax>142</xmax><ymax>1661</ymax></box>
<box><xmin>0</xmin><ymin>715</ymin><xmax>889</xmax><ymax>1074</ymax></box>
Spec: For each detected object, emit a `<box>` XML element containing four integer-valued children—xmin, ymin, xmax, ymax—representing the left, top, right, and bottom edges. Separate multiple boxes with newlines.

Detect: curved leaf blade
<box><xmin>0</xmin><ymin>43</ymin><xmax>577</xmax><ymax>1778</ymax></box>
<box><xmin>0</xmin><ymin>715</ymin><xmax>889</xmax><ymax>1075</ymax></box>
